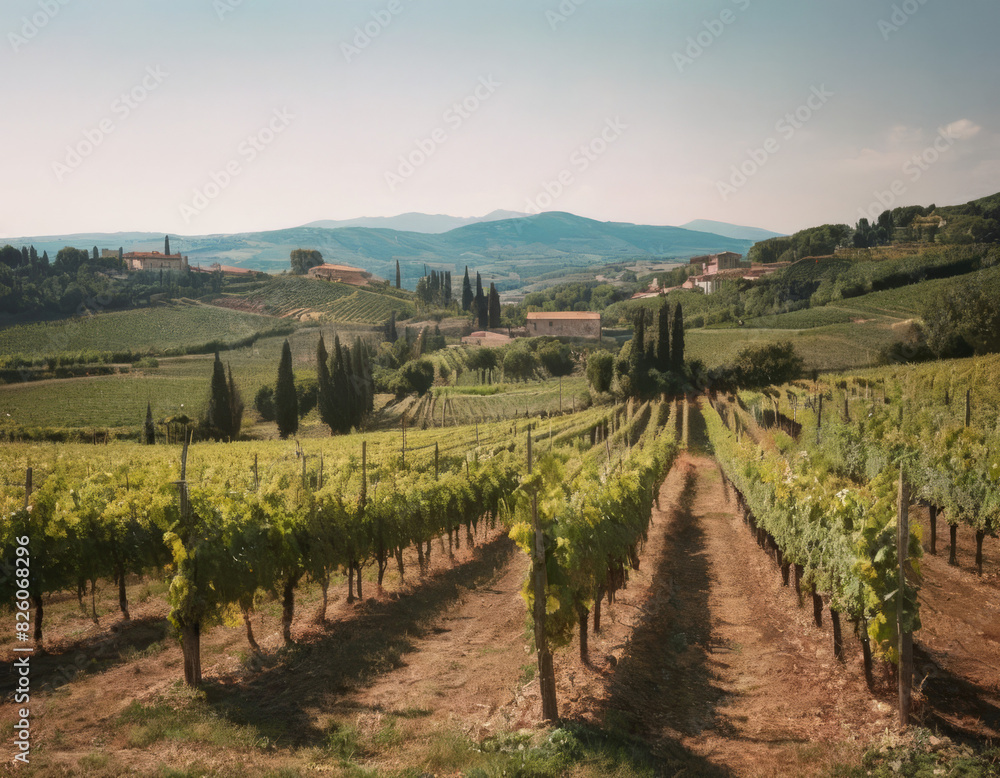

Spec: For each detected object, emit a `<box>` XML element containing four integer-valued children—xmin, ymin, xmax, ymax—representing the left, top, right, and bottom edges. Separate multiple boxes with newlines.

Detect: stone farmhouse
<box><xmin>307</xmin><ymin>263</ymin><xmax>375</xmax><ymax>286</ymax></box>
<box><xmin>125</xmin><ymin>251</ymin><xmax>188</xmax><ymax>272</ymax></box>
<box><xmin>526</xmin><ymin>312</ymin><xmax>601</xmax><ymax>340</ymax></box>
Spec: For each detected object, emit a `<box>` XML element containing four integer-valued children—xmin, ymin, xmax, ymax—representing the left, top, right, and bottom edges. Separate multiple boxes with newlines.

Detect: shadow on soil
<box><xmin>594</xmin><ymin>407</ymin><xmax>733</xmax><ymax>776</ymax></box>
<box><xmin>200</xmin><ymin>533</ymin><xmax>517</xmax><ymax>747</ymax></box>
<box><xmin>0</xmin><ymin>615</ymin><xmax>169</xmax><ymax>696</ymax></box>
<box><xmin>915</xmin><ymin>645</ymin><xmax>1000</xmax><ymax>742</ymax></box>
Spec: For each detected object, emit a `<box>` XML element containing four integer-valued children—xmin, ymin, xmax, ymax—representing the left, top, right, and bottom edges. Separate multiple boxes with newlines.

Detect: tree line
<box><xmin>256</xmin><ymin>337</ymin><xmax>375</xmax><ymax>438</ymax></box>
<box><xmin>586</xmin><ymin>299</ymin><xmax>687</xmax><ymax>398</ymax></box>
<box><xmin>0</xmin><ymin>244</ymin><xmax>223</xmax><ymax>317</ymax></box>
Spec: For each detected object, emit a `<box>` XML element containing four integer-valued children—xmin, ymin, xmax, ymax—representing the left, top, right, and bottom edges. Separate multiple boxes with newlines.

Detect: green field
<box><xmin>0</xmin><ymin>303</ymin><xmax>291</xmax><ymax>361</ymax></box>
<box><xmin>237</xmin><ymin>276</ymin><xmax>417</xmax><ymax>323</ymax></box>
<box><xmin>0</xmin><ymin>326</ymin><xmax>593</xmax><ymax>435</ymax></box>
<box><xmin>686</xmin><ymin>319</ymin><xmax>904</xmax><ymax>372</ymax></box>
<box><xmin>739</xmin><ymin>264</ymin><xmax>1000</xmax><ymax>329</ymax></box>
<box><xmin>0</xmin><ymin>325</ymin><xmax>376</xmax><ymax>432</ymax></box>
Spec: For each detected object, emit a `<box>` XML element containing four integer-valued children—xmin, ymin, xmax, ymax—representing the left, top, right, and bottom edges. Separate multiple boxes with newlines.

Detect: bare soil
<box><xmin>545</xmin><ymin>452</ymin><xmax>893</xmax><ymax>776</ymax></box>
<box><xmin>4</xmin><ymin>438</ymin><xmax>999</xmax><ymax>776</ymax></box>
<box><xmin>910</xmin><ymin>507</ymin><xmax>1000</xmax><ymax>740</ymax></box>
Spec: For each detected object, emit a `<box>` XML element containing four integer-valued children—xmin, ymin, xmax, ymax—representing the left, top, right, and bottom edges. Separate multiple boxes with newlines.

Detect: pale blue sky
<box><xmin>2</xmin><ymin>0</ymin><xmax>998</xmax><ymax>237</ymax></box>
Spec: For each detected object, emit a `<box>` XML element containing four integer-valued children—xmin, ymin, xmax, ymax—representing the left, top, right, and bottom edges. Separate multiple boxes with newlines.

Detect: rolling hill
<box><xmin>2</xmin><ymin>212</ymin><xmax>753</xmax><ymax>290</ymax></box>
<box><xmin>680</xmin><ymin>219</ymin><xmax>785</xmax><ymax>242</ymax></box>
<box><xmin>300</xmin><ymin>210</ymin><xmax>527</xmax><ymax>233</ymax></box>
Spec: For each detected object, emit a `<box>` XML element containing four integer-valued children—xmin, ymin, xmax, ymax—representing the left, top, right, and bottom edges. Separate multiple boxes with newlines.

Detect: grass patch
<box><xmin>826</xmin><ymin>729</ymin><xmax>1000</xmax><ymax>777</ymax></box>
<box><xmin>117</xmin><ymin>696</ymin><xmax>272</xmax><ymax>751</ymax></box>
<box><xmin>120</xmin><ymin>640</ymin><xmax>166</xmax><ymax>662</ymax></box>
<box><xmin>0</xmin><ymin>304</ymin><xmax>291</xmax><ymax>361</ymax></box>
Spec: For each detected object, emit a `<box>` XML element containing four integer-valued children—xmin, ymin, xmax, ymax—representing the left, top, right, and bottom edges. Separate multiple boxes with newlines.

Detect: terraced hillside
<box><xmin>218</xmin><ymin>276</ymin><xmax>416</xmax><ymax>323</ymax></box>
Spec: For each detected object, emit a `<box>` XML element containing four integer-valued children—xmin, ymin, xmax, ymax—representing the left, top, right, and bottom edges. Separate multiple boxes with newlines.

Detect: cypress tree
<box><xmin>462</xmin><ymin>266</ymin><xmax>474</xmax><ymax>311</ymax></box>
<box><xmin>165</xmin><ymin>235</ymin><xmax>171</xmax><ymax>255</ymax></box>
<box><xmin>331</xmin><ymin>335</ymin><xmax>350</xmax><ymax>434</ymax></box>
<box><xmin>144</xmin><ymin>402</ymin><xmax>156</xmax><ymax>445</ymax></box>
<box><xmin>317</xmin><ymin>334</ymin><xmax>338</xmax><ymax>434</ymax></box>
<box><xmin>275</xmin><ymin>340</ymin><xmax>298</xmax><ymax>439</ymax></box>
<box><xmin>20</xmin><ymin>247</ymin><xmax>28</xmax><ymax>266</ymax></box>
<box><xmin>488</xmin><ymin>283</ymin><xmax>501</xmax><ymax>328</ymax></box>
<box><xmin>475</xmin><ymin>273</ymin><xmax>488</xmax><ymax>329</ymax></box>
<box><xmin>627</xmin><ymin>312</ymin><xmax>647</xmax><ymax>397</ymax></box>
<box><xmin>228</xmin><ymin>364</ymin><xmax>244</xmax><ymax>440</ymax></box>
<box><xmin>353</xmin><ymin>336</ymin><xmax>373</xmax><ymax>419</ymax></box>
<box><xmin>386</xmin><ymin>311</ymin><xmax>398</xmax><ymax>343</ymax></box>
<box><xmin>656</xmin><ymin>299</ymin><xmax>671</xmax><ymax>372</ymax></box>
<box><xmin>342</xmin><ymin>343</ymin><xmax>358</xmax><ymax>432</ymax></box>
<box><xmin>444</xmin><ymin>271</ymin><xmax>452</xmax><ymax>305</ymax></box>
<box><xmin>395</xmin><ymin>260</ymin><xmax>401</xmax><ymax>289</ymax></box>
<box><xmin>362</xmin><ymin>340</ymin><xmax>374</xmax><ymax>414</ymax></box>
<box><xmin>92</xmin><ymin>246</ymin><xmax>99</xmax><ymax>261</ymax></box>
<box><xmin>671</xmin><ymin>303</ymin><xmax>685</xmax><ymax>371</ymax></box>
<box><xmin>205</xmin><ymin>352</ymin><xmax>233</xmax><ymax>440</ymax></box>
<box><xmin>118</xmin><ymin>247</ymin><xmax>124</xmax><ymax>267</ymax></box>
<box><xmin>41</xmin><ymin>251</ymin><xmax>49</xmax><ymax>267</ymax></box>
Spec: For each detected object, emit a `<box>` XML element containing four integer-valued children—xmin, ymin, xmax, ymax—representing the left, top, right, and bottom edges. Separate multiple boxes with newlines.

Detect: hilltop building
<box><xmin>689</xmin><ymin>252</ymin><xmax>743</xmax><ymax>275</ymax></box>
<box><xmin>125</xmin><ymin>251</ymin><xmax>188</xmax><ymax>272</ymax></box>
<box><xmin>307</xmin><ymin>263</ymin><xmax>375</xmax><ymax>286</ymax></box>
<box><xmin>681</xmin><ymin>260</ymin><xmax>791</xmax><ymax>294</ymax></box>
<box><xmin>526</xmin><ymin>312</ymin><xmax>601</xmax><ymax>340</ymax></box>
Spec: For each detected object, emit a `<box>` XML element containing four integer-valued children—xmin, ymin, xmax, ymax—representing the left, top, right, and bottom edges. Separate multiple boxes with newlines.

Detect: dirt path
<box><xmin>585</xmin><ymin>451</ymin><xmax>894</xmax><ymax>776</ymax></box>
<box><xmin>346</xmin><ymin>543</ymin><xmax>533</xmax><ymax>738</ymax></box>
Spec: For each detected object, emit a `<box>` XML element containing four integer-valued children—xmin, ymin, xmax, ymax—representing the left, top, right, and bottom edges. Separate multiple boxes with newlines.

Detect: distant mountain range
<box><xmin>2</xmin><ymin>212</ymin><xmax>762</xmax><ymax>288</ymax></box>
<box><xmin>301</xmin><ymin>209</ymin><xmax>528</xmax><ymax>234</ymax></box>
<box><xmin>680</xmin><ymin>220</ymin><xmax>785</xmax><ymax>242</ymax></box>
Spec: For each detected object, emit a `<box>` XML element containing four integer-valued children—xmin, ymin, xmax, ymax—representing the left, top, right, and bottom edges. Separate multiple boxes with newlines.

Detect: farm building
<box><xmin>526</xmin><ymin>312</ymin><xmax>601</xmax><ymax>340</ymax></box>
<box><xmin>125</xmin><ymin>251</ymin><xmax>188</xmax><ymax>272</ymax></box>
<box><xmin>307</xmin><ymin>263</ymin><xmax>375</xmax><ymax>286</ymax></box>
<box><xmin>681</xmin><ymin>261</ymin><xmax>791</xmax><ymax>294</ymax></box>
<box><xmin>191</xmin><ymin>263</ymin><xmax>260</xmax><ymax>277</ymax></box>
<box><xmin>688</xmin><ymin>252</ymin><xmax>743</xmax><ymax>275</ymax></box>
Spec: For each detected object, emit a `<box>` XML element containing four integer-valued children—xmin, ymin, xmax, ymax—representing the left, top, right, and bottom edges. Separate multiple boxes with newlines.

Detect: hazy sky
<box><xmin>3</xmin><ymin>0</ymin><xmax>998</xmax><ymax>238</ymax></box>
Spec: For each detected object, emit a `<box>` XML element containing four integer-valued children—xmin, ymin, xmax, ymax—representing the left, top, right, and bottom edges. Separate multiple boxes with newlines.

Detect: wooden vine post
<box><xmin>177</xmin><ymin>436</ymin><xmax>201</xmax><ymax>687</ymax></box>
<box><xmin>361</xmin><ymin>441</ymin><xmax>367</xmax><ymax>506</ymax></box>
<box><xmin>24</xmin><ymin>468</ymin><xmax>44</xmax><ymax>645</ymax></box>
<box><xmin>528</xmin><ymin>431</ymin><xmax>558</xmax><ymax>721</ymax></box>
<box><xmin>897</xmin><ymin>471</ymin><xmax>913</xmax><ymax>726</ymax></box>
